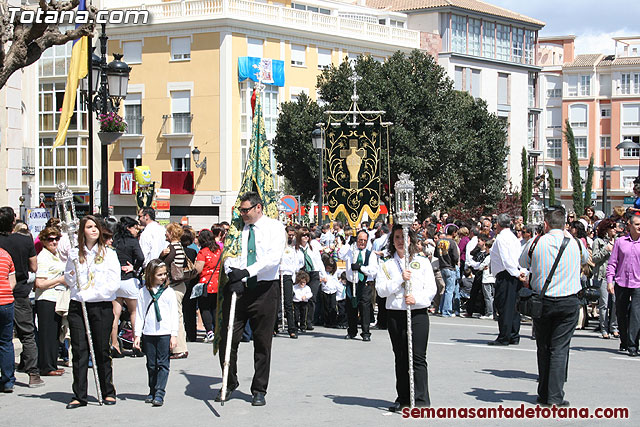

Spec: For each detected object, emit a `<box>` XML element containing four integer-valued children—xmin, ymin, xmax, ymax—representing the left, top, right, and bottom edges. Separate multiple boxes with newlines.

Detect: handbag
<box><xmin>169</xmin><ymin>244</ymin><xmax>197</xmax><ymax>283</ymax></box>
<box><xmin>190</xmin><ymin>250</ymin><xmax>222</xmax><ymax>299</ymax></box>
<box><xmin>519</xmin><ymin>237</ymin><xmax>570</xmax><ymax>319</ymax></box>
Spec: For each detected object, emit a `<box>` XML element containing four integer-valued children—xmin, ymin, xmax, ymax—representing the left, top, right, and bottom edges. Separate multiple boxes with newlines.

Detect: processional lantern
<box><xmin>394</xmin><ymin>173</ymin><xmax>416</xmax><ymax>226</ymax></box>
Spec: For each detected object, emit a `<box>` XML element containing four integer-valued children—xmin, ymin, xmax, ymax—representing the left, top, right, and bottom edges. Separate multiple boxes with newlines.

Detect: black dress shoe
<box><xmin>487</xmin><ymin>340</ymin><xmax>509</xmax><ymax>346</ymax></box>
<box><xmin>628</xmin><ymin>348</ymin><xmax>639</xmax><ymax>357</ymax></box>
<box><xmin>289</xmin><ymin>333</ymin><xmax>298</xmax><ymax>339</ymax></box>
<box><xmin>362</xmin><ymin>336</ymin><xmax>371</xmax><ymax>342</ymax></box>
<box><xmin>509</xmin><ymin>339</ymin><xmax>520</xmax><ymax>345</ymax></box>
<box><xmin>214</xmin><ymin>383</ymin><xmax>238</xmax><ymax>402</ymax></box>
<box><xmin>152</xmin><ymin>398</ymin><xmax>164</xmax><ymax>407</ymax></box>
<box><xmin>344</xmin><ymin>335</ymin><xmax>356</xmax><ymax>340</ymax></box>
<box><xmin>388</xmin><ymin>401</ymin><xmax>408</xmax><ymax>412</ymax></box>
<box><xmin>536</xmin><ymin>396</ymin><xmax>547</xmax><ymax>405</ymax></box>
<box><xmin>66</xmin><ymin>400</ymin><xmax>87</xmax><ymax>409</ymax></box>
<box><xmin>145</xmin><ymin>395</ymin><xmax>154</xmax><ymax>404</ymax></box>
<box><xmin>306</xmin><ymin>325</ymin><xmax>314</xmax><ymax>331</ymax></box>
<box><xmin>619</xmin><ymin>344</ymin><xmax>628</xmax><ymax>352</ymax></box>
<box><xmin>252</xmin><ymin>392</ymin><xmax>266</xmax><ymax>406</ymax></box>
<box><xmin>103</xmin><ymin>397</ymin><xmax>117</xmax><ymax>405</ymax></box>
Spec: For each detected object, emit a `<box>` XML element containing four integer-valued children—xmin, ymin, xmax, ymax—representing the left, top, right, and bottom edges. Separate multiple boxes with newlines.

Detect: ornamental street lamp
<box><xmin>81</xmin><ymin>23</ymin><xmax>131</xmax><ymax>216</ymax></box>
<box><xmin>192</xmin><ymin>146</ymin><xmax>207</xmax><ymax>173</ymax></box>
<box><xmin>616</xmin><ymin>138</ymin><xmax>640</xmax><ymax>185</ymax></box>
<box><xmin>312</xmin><ymin>128</ymin><xmax>324</xmax><ymax>223</ymax></box>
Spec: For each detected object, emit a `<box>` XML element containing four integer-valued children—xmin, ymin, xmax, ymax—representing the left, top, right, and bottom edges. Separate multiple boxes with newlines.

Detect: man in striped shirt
<box><xmin>519</xmin><ymin>206</ymin><xmax>588</xmax><ymax>407</ymax></box>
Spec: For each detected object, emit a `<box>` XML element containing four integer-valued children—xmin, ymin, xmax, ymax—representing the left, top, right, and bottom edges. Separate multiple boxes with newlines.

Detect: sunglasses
<box><xmin>239</xmin><ymin>204</ymin><xmax>258</xmax><ymax>214</ymax></box>
<box><xmin>44</xmin><ymin>236</ymin><xmax>61</xmax><ymax>242</ymax></box>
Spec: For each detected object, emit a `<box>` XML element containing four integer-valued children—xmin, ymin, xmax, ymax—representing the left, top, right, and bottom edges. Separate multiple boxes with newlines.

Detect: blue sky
<box><xmin>487</xmin><ymin>0</ymin><xmax>640</xmax><ymax>54</ymax></box>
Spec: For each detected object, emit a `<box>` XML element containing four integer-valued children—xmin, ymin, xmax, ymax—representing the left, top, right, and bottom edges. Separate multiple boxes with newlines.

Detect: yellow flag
<box><xmin>53</xmin><ymin>35</ymin><xmax>88</xmax><ymax>149</ymax></box>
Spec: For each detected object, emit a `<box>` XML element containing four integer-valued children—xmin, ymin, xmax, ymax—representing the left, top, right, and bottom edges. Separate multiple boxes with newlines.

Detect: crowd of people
<box><xmin>0</xmin><ymin>190</ymin><xmax>638</xmax><ymax>411</ymax></box>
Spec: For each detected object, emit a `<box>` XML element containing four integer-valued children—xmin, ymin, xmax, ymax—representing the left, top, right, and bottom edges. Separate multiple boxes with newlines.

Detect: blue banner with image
<box><xmin>238</xmin><ymin>56</ymin><xmax>285</xmax><ymax>87</ymax></box>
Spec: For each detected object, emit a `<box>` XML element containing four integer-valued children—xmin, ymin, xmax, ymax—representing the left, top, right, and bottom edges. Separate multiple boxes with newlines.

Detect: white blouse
<box><xmin>376</xmin><ymin>253</ymin><xmax>437</xmax><ymax>311</ymax></box>
<box><xmin>64</xmin><ymin>245</ymin><xmax>121</xmax><ymax>303</ymax></box>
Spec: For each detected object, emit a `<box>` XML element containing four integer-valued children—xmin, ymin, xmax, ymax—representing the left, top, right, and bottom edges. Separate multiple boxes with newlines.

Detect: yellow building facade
<box><xmin>104</xmin><ymin>0</ymin><xmax>419</xmax><ymax>228</ymax></box>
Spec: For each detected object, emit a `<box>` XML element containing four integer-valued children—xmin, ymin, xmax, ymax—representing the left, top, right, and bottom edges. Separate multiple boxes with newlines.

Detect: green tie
<box><xmin>247</xmin><ymin>224</ymin><xmax>257</xmax><ymax>289</ymax></box>
<box><xmin>356</xmin><ymin>251</ymin><xmax>365</xmax><ymax>282</ymax></box>
<box><xmin>303</xmin><ymin>248</ymin><xmax>314</xmax><ymax>272</ymax></box>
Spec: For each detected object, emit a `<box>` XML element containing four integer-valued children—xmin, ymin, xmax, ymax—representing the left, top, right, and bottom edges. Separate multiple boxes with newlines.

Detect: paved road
<box><xmin>2</xmin><ymin>316</ymin><xmax>637</xmax><ymax>426</ymax></box>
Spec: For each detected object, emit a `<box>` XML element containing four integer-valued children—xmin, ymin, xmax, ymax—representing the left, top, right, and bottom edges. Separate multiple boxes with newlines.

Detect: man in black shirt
<box><xmin>0</xmin><ymin>207</ymin><xmax>42</xmax><ymax>387</ymax></box>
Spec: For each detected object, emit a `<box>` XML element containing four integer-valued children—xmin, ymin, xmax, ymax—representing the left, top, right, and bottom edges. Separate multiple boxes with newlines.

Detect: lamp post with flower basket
<box><xmin>80</xmin><ymin>23</ymin><xmax>131</xmax><ymax>215</ymax></box>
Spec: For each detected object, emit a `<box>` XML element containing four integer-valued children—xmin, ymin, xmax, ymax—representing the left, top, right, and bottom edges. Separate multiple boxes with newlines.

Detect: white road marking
<box><xmin>431</xmin><ymin>320</ymin><xmax>532</xmax><ymax>330</ymax></box>
<box><xmin>465</xmin><ymin>344</ymin><xmax>536</xmax><ymax>352</ymax></box>
<box><xmin>610</xmin><ymin>356</ymin><xmax>640</xmax><ymax>361</ymax></box>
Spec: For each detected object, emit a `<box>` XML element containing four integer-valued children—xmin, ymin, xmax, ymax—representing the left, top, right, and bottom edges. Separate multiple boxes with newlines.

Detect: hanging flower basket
<box><xmin>98</xmin><ymin>131</ymin><xmax>124</xmax><ymax>145</ymax></box>
<box><xmin>98</xmin><ymin>112</ymin><xmax>127</xmax><ymax>144</ymax></box>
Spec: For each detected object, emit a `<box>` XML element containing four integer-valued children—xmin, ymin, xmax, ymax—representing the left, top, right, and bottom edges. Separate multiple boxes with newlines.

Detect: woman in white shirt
<box><xmin>64</xmin><ymin>215</ymin><xmax>121</xmax><ymax>409</ymax></box>
<box><xmin>35</xmin><ymin>226</ymin><xmax>67</xmax><ymax>376</ymax></box>
<box><xmin>376</xmin><ymin>224</ymin><xmax>437</xmax><ymax>411</ymax></box>
<box><xmin>295</xmin><ymin>227</ymin><xmax>326</xmax><ymax>330</ymax></box>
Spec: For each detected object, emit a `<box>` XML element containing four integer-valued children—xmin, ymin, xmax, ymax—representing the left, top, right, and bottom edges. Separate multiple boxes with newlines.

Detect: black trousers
<box><xmin>183</xmin><ymin>280</ymin><xmax>198</xmax><ymax>342</ymax></box>
<box><xmin>14</xmin><ymin>296</ymin><xmax>38</xmax><ymax>375</ymax></box>
<box><xmin>321</xmin><ymin>292</ymin><xmax>337</xmax><ymax>327</ymax></box>
<box><xmin>336</xmin><ymin>299</ymin><xmax>347</xmax><ymax>327</ymax></box>
<box><xmin>306</xmin><ymin>271</ymin><xmax>322</xmax><ymax>326</ymax></box>
<box><xmin>36</xmin><ymin>300</ymin><xmax>62</xmax><ymax>374</ymax></box>
<box><xmin>615</xmin><ymin>284</ymin><xmax>640</xmax><ymax>351</ymax></box>
<box><xmin>68</xmin><ymin>300</ymin><xmax>116</xmax><ymax>403</ymax></box>
<box><xmin>218</xmin><ymin>280</ymin><xmax>278</xmax><ymax>394</ymax></box>
<box><xmin>494</xmin><ymin>272</ymin><xmax>521</xmax><ymax>343</ymax></box>
<box><xmin>279</xmin><ymin>275</ymin><xmax>295</xmax><ymax>333</ymax></box>
<box><xmin>466</xmin><ymin>274</ymin><xmax>486</xmax><ymax>316</ymax></box>
<box><xmin>375</xmin><ymin>295</ymin><xmax>388</xmax><ymax>329</ymax></box>
<box><xmin>533</xmin><ymin>295</ymin><xmax>579</xmax><ymax>405</ymax></box>
<box><xmin>293</xmin><ymin>301</ymin><xmax>309</xmax><ymax>331</ymax></box>
<box><xmin>387</xmin><ymin>308</ymin><xmax>430</xmax><ymax>407</ymax></box>
<box><xmin>346</xmin><ymin>281</ymin><xmax>373</xmax><ymax>338</ymax></box>
<box><xmin>199</xmin><ymin>292</ymin><xmax>217</xmax><ymax>334</ymax></box>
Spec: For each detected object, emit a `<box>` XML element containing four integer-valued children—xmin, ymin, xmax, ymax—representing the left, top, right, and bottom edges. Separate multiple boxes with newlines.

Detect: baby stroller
<box><xmin>116</xmin><ymin>305</ymin><xmax>142</xmax><ymax>357</ymax></box>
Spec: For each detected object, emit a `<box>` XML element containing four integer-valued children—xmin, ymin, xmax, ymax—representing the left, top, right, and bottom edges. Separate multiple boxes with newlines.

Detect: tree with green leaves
<box><xmin>584</xmin><ymin>156</ymin><xmax>594</xmax><ymax>209</ymax></box>
<box><xmin>547</xmin><ymin>168</ymin><xmax>556</xmax><ymax>206</ymax></box>
<box><xmin>272</xmin><ymin>92</ymin><xmax>324</xmax><ymax>202</ymax></box>
<box><xmin>564</xmin><ymin>120</ymin><xmax>583</xmax><ymax>215</ymax></box>
<box><xmin>274</xmin><ymin>51</ymin><xmax>509</xmax><ymax>218</ymax></box>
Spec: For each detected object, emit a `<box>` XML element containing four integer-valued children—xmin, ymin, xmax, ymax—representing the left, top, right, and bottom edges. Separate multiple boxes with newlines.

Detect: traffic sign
<box><xmin>280</xmin><ymin>195</ymin><xmax>298</xmax><ymax>214</ymax></box>
<box><xmin>624</xmin><ymin>196</ymin><xmax>636</xmax><ymax>206</ymax></box>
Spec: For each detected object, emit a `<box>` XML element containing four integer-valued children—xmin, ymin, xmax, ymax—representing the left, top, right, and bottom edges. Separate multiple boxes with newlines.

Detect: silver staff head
<box><xmin>394</xmin><ymin>173</ymin><xmax>416</xmax><ymax>227</ymax></box>
<box><xmin>54</xmin><ymin>183</ymin><xmax>79</xmax><ymax>237</ymax></box>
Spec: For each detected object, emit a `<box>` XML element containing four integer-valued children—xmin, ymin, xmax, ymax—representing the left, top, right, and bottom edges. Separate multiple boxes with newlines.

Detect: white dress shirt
<box><xmin>465</xmin><ymin>236</ymin><xmax>478</xmax><ymax>269</ymax></box>
<box><xmin>64</xmin><ymin>245</ymin><xmax>121</xmax><ymax>303</ymax></box>
<box><xmin>280</xmin><ymin>244</ymin><xmax>303</xmax><ymax>276</ymax></box>
<box><xmin>372</xmin><ymin>233</ymin><xmax>389</xmax><ymax>254</ymax></box>
<box><xmin>134</xmin><ymin>285</ymin><xmax>179</xmax><ymax>337</ymax></box>
<box><xmin>293</xmin><ymin>284</ymin><xmax>313</xmax><ymax>302</ymax></box>
<box><xmin>295</xmin><ymin>241</ymin><xmax>327</xmax><ymax>277</ymax></box>
<box><xmin>224</xmin><ymin>214</ymin><xmax>286</xmax><ymax>281</ymax></box>
<box><xmin>490</xmin><ymin>228</ymin><xmax>527</xmax><ymax>278</ymax></box>
<box><xmin>338</xmin><ymin>244</ymin><xmax>378</xmax><ymax>282</ymax></box>
<box><xmin>322</xmin><ymin>271</ymin><xmax>340</xmax><ymax>294</ymax></box>
<box><xmin>140</xmin><ymin>221</ymin><xmax>168</xmax><ymax>267</ymax></box>
<box><xmin>376</xmin><ymin>253</ymin><xmax>437</xmax><ymax>310</ymax></box>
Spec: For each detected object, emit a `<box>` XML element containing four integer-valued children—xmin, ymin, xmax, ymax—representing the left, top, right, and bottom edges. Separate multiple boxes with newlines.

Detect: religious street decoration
<box><xmin>320</xmin><ymin>70</ymin><xmax>392</xmax><ymax>229</ymax></box>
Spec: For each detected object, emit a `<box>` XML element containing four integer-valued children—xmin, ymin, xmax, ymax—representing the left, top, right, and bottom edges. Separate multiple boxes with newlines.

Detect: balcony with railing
<box><xmin>106</xmin><ymin>0</ymin><xmax>420</xmax><ymax>48</ymax></box>
<box><xmin>162</xmin><ymin>113</ymin><xmax>193</xmax><ymax>136</ymax></box>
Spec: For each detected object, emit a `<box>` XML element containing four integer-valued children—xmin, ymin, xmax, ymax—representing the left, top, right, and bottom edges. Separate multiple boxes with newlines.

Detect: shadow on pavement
<box><xmin>324</xmin><ymin>394</ymin><xmax>391</xmax><ymax>410</ymax></box>
<box><xmin>570</xmin><ymin>346</ymin><xmax>620</xmax><ymax>355</ymax></box>
<box><xmin>179</xmin><ymin>370</ymin><xmax>226</xmax><ymax>417</ymax></box>
<box><xmin>19</xmin><ymin>391</ymin><xmax>74</xmax><ymax>404</ymax></box>
<box><xmin>480</xmin><ymin>369</ymin><xmax>538</xmax><ymax>381</ymax></box>
<box><xmin>465</xmin><ymin>388</ymin><xmax>537</xmax><ymax>404</ymax></box>
<box><xmin>117</xmin><ymin>393</ymin><xmax>148</xmax><ymax>402</ymax></box>
<box><xmin>449</xmin><ymin>338</ymin><xmax>495</xmax><ymax>345</ymax></box>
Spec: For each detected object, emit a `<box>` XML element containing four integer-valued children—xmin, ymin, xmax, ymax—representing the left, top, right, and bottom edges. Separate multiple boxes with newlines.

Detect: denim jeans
<box><xmin>595</xmin><ymin>277</ymin><xmax>618</xmax><ymax>333</ymax></box>
<box><xmin>142</xmin><ymin>334</ymin><xmax>171</xmax><ymax>400</ymax></box>
<box><xmin>439</xmin><ymin>268</ymin><xmax>457</xmax><ymax>316</ymax></box>
<box><xmin>0</xmin><ymin>303</ymin><xmax>16</xmax><ymax>389</ymax></box>
<box><xmin>482</xmin><ymin>283</ymin><xmax>494</xmax><ymax>316</ymax></box>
